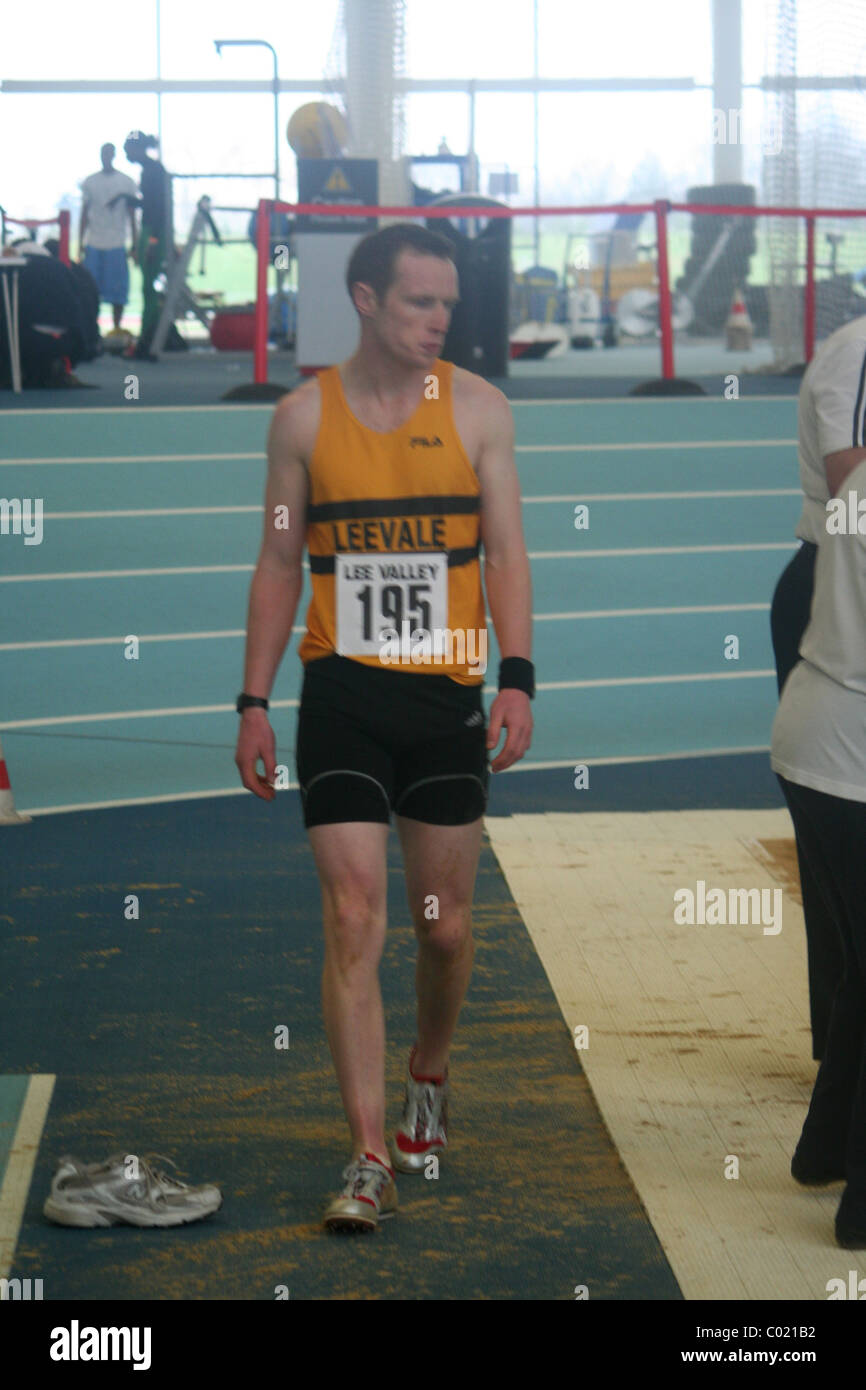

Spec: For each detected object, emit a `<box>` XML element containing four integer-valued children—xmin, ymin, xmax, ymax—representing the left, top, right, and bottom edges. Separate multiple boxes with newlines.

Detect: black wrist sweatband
<box><xmin>498</xmin><ymin>657</ymin><xmax>535</xmax><ymax>699</ymax></box>
<box><xmin>236</xmin><ymin>693</ymin><xmax>269</xmax><ymax>714</ymax></box>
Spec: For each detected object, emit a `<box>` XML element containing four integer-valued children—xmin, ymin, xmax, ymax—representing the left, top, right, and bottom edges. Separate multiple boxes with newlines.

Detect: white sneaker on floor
<box><xmin>43</xmin><ymin>1152</ymin><xmax>222</xmax><ymax>1228</ymax></box>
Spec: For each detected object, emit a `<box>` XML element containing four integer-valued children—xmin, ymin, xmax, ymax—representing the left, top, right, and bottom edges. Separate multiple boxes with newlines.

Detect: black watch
<box><xmin>236</xmin><ymin>693</ymin><xmax>269</xmax><ymax>714</ymax></box>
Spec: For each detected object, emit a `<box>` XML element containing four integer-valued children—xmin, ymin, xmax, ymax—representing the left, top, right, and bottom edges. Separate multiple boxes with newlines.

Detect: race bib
<box><xmin>335</xmin><ymin>551</ymin><xmax>448</xmax><ymax>660</ymax></box>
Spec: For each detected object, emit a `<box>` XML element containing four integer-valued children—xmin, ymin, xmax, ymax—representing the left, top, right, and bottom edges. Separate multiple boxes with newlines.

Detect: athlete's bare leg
<box><xmin>308</xmin><ymin>820</ymin><xmax>391</xmax><ymax>1168</ymax></box>
<box><xmin>395</xmin><ymin>815</ymin><xmax>484</xmax><ymax>1077</ymax></box>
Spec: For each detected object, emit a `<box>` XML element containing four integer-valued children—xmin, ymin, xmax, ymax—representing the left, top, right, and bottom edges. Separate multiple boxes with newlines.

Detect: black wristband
<box><xmin>498</xmin><ymin>657</ymin><xmax>535</xmax><ymax>699</ymax></box>
<box><xmin>236</xmin><ymin>693</ymin><xmax>269</xmax><ymax>714</ymax></box>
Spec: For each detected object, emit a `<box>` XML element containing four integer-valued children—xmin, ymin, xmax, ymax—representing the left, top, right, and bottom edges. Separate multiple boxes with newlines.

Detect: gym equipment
<box><xmin>677</xmin><ymin>184</ymin><xmax>757</xmax><ymax>335</ymax></box>
<box><xmin>295</xmin><ymin>158</ymin><xmax>378</xmax><ymax>370</ymax></box>
<box><xmin>617</xmin><ymin>220</ymin><xmax>742</xmax><ymax>341</ymax></box>
<box><xmin>425</xmin><ymin>193</ymin><xmax>511</xmax><ymax>378</ymax></box>
<box><xmin>287</xmin><ymin>103</ymin><xmax>349</xmax><ymax>159</ymax></box>
<box><xmin>149</xmin><ymin>196</ymin><xmax>226</xmax><ymax>356</ymax></box>
<box><xmin>563</xmin><ymin>214</ymin><xmax>654</xmax><ymax>348</ymax></box>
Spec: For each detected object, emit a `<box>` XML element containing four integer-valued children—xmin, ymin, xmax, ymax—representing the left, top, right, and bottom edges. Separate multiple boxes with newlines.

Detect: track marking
<box><xmin>0</xmin><ymin>440</ymin><xmax>797</xmax><ymax>465</ymax></box>
<box><xmin>0</xmin><ymin>670</ymin><xmax>775</xmax><ymax>732</ymax></box>
<box><xmin>0</xmin><ymin>604</ymin><xmax>772</xmax><ymax>653</ymax></box>
<box><xmin>42</xmin><ymin>506</ymin><xmax>262</xmax><ymax>520</ymax></box>
<box><xmin>527</xmin><ymin>489</ymin><xmax>800</xmax><ymax>501</ymax></box>
<box><xmin>28</xmin><ymin>491</ymin><xmax>799</xmax><ymax>521</ymax></box>
<box><xmin>0</xmin><ymin>453</ymin><xmax>261</xmax><ymax>466</ymax></box>
<box><xmin>17</xmin><ymin>746</ymin><xmax>775</xmax><ymax>818</ymax></box>
<box><xmin>0</xmin><ymin>542</ymin><xmax>798</xmax><ymax>585</ymax></box>
<box><xmin>0</xmin><ymin>1075</ymin><xmax>55</xmax><ymax>1282</ymax></box>
<box><xmin>0</xmin><ymin>564</ymin><xmax>254</xmax><ymax>583</ymax></box>
<box><xmin>0</xmin><ymin>394</ymin><xmax>798</xmax><ymax>421</ymax></box>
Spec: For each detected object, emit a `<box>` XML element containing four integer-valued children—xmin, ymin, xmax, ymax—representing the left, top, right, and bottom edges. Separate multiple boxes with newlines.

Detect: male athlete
<box><xmin>235</xmin><ymin>222</ymin><xmax>534</xmax><ymax>1231</ymax></box>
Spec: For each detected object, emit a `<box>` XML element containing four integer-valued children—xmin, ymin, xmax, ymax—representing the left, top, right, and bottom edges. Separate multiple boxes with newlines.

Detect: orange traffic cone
<box><xmin>726</xmin><ymin>287</ymin><xmax>753</xmax><ymax>350</ymax></box>
<box><xmin>0</xmin><ymin>736</ymin><xmax>31</xmax><ymax>824</ymax></box>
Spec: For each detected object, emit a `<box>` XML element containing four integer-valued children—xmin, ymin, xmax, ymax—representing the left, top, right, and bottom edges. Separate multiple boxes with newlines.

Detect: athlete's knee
<box><xmin>415</xmin><ymin>903</ymin><xmax>473</xmax><ymax>956</ymax></box>
<box><xmin>323</xmin><ymin>881</ymin><xmax>386</xmax><ymax>970</ymax></box>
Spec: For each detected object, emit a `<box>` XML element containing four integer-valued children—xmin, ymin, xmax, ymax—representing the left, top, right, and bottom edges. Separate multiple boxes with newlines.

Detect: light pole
<box><xmin>214</xmin><ymin>38</ymin><xmax>280</xmax><ymax>206</ymax></box>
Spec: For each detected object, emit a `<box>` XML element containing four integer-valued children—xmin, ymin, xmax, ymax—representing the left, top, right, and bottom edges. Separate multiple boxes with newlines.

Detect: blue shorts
<box><xmin>295</xmin><ymin>654</ymin><xmax>490</xmax><ymax>828</ymax></box>
<box><xmin>83</xmin><ymin>246</ymin><xmax>129</xmax><ymax>306</ymax></box>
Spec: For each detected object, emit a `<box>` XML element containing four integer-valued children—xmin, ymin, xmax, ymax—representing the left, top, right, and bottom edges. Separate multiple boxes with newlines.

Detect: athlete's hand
<box><xmin>235</xmin><ymin>709</ymin><xmax>277</xmax><ymax>800</ymax></box>
<box><xmin>486</xmin><ymin>689</ymin><xmax>533</xmax><ymax>773</ymax></box>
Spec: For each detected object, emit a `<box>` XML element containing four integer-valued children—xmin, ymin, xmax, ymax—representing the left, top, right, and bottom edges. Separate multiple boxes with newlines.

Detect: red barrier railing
<box><xmin>0</xmin><ymin>209</ymin><xmax>70</xmax><ymax>265</ymax></box>
<box><xmin>252</xmin><ymin>197</ymin><xmax>866</xmax><ymax>386</ymax></box>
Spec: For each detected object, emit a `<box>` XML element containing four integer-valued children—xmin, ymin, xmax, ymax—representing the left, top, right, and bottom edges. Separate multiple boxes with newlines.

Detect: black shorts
<box><xmin>294</xmin><ymin>654</ymin><xmax>490</xmax><ymax>828</ymax></box>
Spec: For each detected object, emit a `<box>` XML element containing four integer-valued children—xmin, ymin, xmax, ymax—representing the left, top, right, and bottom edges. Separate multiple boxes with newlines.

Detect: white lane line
<box><xmin>529</xmin><ymin>489</ymin><xmax>799</xmax><ymax>501</ymax></box>
<box><xmin>0</xmin><ymin>604</ymin><xmax>772</xmax><ymax>653</ymax></box>
<box><xmin>17</xmin><ymin>744</ymin><xmax>777</xmax><ymax>818</ymax></box>
<box><xmin>0</xmin><ymin>440</ymin><xmax>797</xmax><ymax>465</ymax></box>
<box><xmin>0</xmin><ymin>629</ymin><xmax>248</xmax><ymax>652</ymax></box>
<box><xmin>543</xmin><ymin>544</ymin><xmax>796</xmax><ymax>557</ymax></box>
<box><xmin>0</xmin><ymin>404</ymin><xmax>269</xmax><ymax>418</ymax></box>
<box><xmin>508</xmin><ymin>396</ymin><xmax>797</xmax><ymax>408</ymax></box>
<box><xmin>31</xmin><ymin>491</ymin><xmax>799</xmax><ymax>520</ymax></box>
<box><xmin>0</xmin><ymin>453</ymin><xmax>261</xmax><ymax>466</ymax></box>
<box><xmin>0</xmin><ymin>1075</ymin><xmax>56</xmax><ymax>1282</ymax></box>
<box><xmin>516</xmin><ymin>440</ymin><xmax>796</xmax><ymax>452</ymax></box>
<box><xmin>42</xmin><ymin>506</ymin><xmax>261</xmax><ymax>520</ymax></box>
<box><xmin>0</xmin><ymin>396</ymin><xmax>798</xmax><ymax>421</ymax></box>
<box><xmin>0</xmin><ymin>669</ymin><xmax>775</xmax><ymax>732</ymax></box>
<box><xmin>0</xmin><ymin>542</ymin><xmax>798</xmax><ymax>585</ymax></box>
<box><xmin>0</xmin><ymin>564</ymin><xmax>254</xmax><ymax>583</ymax></box>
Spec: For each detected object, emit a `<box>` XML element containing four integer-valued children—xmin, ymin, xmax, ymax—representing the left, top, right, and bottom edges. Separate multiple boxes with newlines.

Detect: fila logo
<box><xmin>409</xmin><ymin>436</ymin><xmax>444</xmax><ymax>448</ymax></box>
<box><xmin>464</xmin><ymin>711</ymin><xmax>484</xmax><ymax>727</ymax></box>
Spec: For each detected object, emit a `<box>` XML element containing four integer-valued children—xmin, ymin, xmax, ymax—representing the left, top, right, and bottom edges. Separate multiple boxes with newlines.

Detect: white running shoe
<box><xmin>43</xmin><ymin>1152</ymin><xmax>222</xmax><ymax>1228</ymax></box>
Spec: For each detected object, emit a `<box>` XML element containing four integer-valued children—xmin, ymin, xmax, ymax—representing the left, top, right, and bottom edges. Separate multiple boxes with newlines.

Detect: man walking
<box><xmin>235</xmin><ymin>222</ymin><xmax>534</xmax><ymax>1231</ymax></box>
<box><xmin>78</xmin><ymin>143</ymin><xmax>137</xmax><ymax>332</ymax></box>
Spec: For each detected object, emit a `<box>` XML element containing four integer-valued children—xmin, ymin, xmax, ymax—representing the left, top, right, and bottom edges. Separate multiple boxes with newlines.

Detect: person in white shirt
<box><xmin>769</xmin><ymin>324</ymin><xmax>866</xmax><ymax>1060</ymax></box>
<box><xmin>79</xmin><ymin>143</ymin><xmax>138</xmax><ymax>331</ymax></box>
<box><xmin>770</xmin><ymin>316</ymin><xmax>866</xmax><ymax>1247</ymax></box>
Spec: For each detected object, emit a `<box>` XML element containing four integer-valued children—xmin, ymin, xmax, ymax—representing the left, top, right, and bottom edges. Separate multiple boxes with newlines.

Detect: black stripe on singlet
<box><xmin>309</xmin><ymin>544</ymin><xmax>481</xmax><ymax>575</ymax></box>
<box><xmin>308</xmin><ymin>494</ymin><xmax>480</xmax><ymax>523</ymax></box>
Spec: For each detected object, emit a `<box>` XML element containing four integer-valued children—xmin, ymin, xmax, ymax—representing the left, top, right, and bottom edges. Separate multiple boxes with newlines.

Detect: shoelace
<box><xmin>410</xmin><ymin>1081</ymin><xmax>443</xmax><ymax>1140</ymax></box>
<box><xmin>60</xmin><ymin>1152</ymin><xmax>193</xmax><ymax>1202</ymax></box>
<box><xmin>341</xmin><ymin>1157</ymin><xmax>391</xmax><ymax>1202</ymax></box>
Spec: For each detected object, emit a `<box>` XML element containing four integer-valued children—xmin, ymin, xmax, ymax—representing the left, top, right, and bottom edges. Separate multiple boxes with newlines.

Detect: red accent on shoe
<box><xmin>395</xmin><ymin>1132</ymin><xmax>445</xmax><ymax>1155</ymax></box>
<box><xmin>355</xmin><ymin>1195</ymin><xmax>376</xmax><ymax>1208</ymax></box>
<box><xmin>362</xmin><ymin>1152</ymin><xmax>394</xmax><ymax>1177</ymax></box>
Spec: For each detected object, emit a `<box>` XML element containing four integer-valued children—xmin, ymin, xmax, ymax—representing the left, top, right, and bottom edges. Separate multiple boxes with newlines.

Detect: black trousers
<box><xmin>770</xmin><ymin>543</ymin><xmax>845</xmax><ymax>1059</ymax></box>
<box><xmin>776</xmin><ymin>777</ymin><xmax>866</xmax><ymax>1193</ymax></box>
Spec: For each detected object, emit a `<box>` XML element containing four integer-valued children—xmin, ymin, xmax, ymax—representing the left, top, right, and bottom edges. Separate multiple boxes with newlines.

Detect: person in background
<box><xmin>120</xmin><ymin>131</ymin><xmax>174</xmax><ymax>361</ymax></box>
<box><xmin>78</xmin><ymin>143</ymin><xmax>138</xmax><ymax>334</ymax></box>
<box><xmin>768</xmin><ymin>320</ymin><xmax>866</xmax><ymax>1060</ymax></box>
<box><xmin>771</xmin><ymin>449</ymin><xmax>866</xmax><ymax>1249</ymax></box>
<box><xmin>770</xmin><ymin>315</ymin><xmax>866</xmax><ymax>1248</ymax></box>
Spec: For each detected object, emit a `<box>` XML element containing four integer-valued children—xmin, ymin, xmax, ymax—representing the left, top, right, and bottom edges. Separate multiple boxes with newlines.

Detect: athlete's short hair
<box><xmin>345</xmin><ymin>223</ymin><xmax>456</xmax><ymax>311</ymax></box>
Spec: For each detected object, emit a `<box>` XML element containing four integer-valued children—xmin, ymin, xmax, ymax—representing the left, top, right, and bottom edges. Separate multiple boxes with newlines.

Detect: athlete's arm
<box><xmin>812</xmin><ymin>338</ymin><xmax>866</xmax><ymax>497</ymax></box>
<box><xmin>825</xmin><ymin>447</ymin><xmax>866</xmax><ymax>498</ymax></box>
<box><xmin>235</xmin><ymin>393</ymin><xmax>310</xmax><ymax>800</ymax></box>
<box><xmin>476</xmin><ymin>387</ymin><xmax>533</xmax><ymax>773</ymax></box>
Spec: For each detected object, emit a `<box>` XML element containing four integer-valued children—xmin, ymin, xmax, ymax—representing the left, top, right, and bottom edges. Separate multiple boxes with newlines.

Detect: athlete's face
<box><xmin>374</xmin><ymin>251</ymin><xmax>459</xmax><ymax>365</ymax></box>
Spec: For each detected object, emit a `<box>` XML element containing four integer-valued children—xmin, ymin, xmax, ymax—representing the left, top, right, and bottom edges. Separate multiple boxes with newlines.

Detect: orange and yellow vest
<box><xmin>297</xmin><ymin>358</ymin><xmax>486</xmax><ymax>686</ymax></box>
